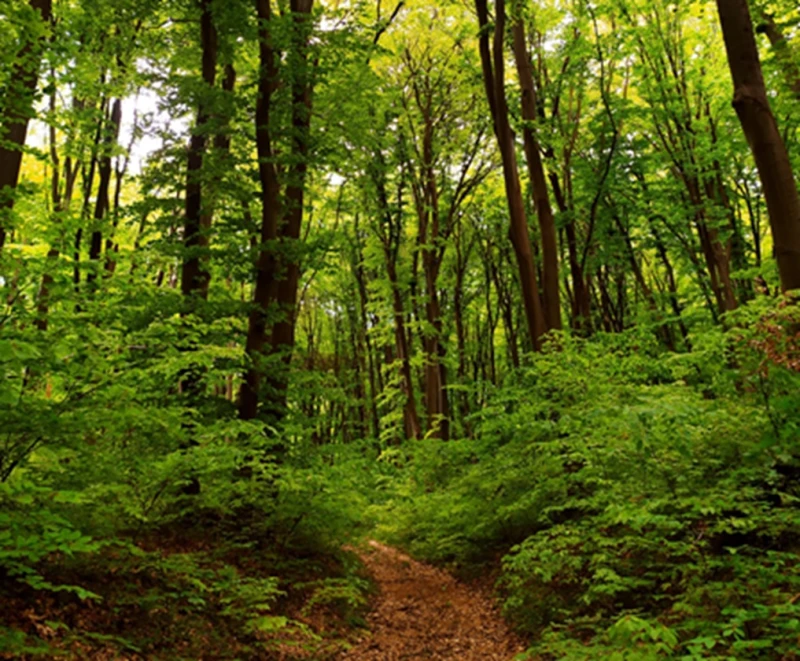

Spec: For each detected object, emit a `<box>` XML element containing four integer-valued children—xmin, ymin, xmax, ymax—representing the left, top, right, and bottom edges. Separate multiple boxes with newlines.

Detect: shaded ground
<box><xmin>340</xmin><ymin>541</ymin><xmax>524</xmax><ymax>661</ymax></box>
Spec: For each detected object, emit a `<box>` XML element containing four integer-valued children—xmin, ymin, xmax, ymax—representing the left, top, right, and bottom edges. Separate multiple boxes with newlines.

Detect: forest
<box><xmin>1</xmin><ymin>0</ymin><xmax>800</xmax><ymax>658</ymax></box>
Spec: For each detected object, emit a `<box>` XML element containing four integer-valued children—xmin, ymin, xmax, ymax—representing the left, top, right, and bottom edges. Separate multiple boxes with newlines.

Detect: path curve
<box><xmin>340</xmin><ymin>540</ymin><xmax>524</xmax><ymax>660</ymax></box>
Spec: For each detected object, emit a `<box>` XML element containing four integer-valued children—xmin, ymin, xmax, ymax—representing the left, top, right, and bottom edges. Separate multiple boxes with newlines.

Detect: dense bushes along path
<box><xmin>340</xmin><ymin>541</ymin><xmax>523</xmax><ymax>660</ymax></box>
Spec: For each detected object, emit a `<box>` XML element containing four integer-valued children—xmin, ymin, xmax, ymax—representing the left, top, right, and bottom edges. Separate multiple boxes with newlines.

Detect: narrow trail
<box><xmin>340</xmin><ymin>541</ymin><xmax>525</xmax><ymax>661</ymax></box>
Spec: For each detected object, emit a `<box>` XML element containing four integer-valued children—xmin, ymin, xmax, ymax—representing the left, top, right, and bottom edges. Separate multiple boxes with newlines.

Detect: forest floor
<box><xmin>339</xmin><ymin>541</ymin><xmax>524</xmax><ymax>661</ymax></box>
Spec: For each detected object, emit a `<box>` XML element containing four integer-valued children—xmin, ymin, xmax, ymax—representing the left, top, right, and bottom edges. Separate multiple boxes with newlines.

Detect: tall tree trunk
<box><xmin>352</xmin><ymin>216</ymin><xmax>380</xmax><ymax>440</ymax></box>
<box><xmin>266</xmin><ymin>0</ymin><xmax>314</xmax><ymax>414</ymax></box>
<box><xmin>0</xmin><ymin>0</ymin><xmax>52</xmax><ymax>253</ymax></box>
<box><xmin>240</xmin><ymin>0</ymin><xmax>282</xmax><ymax>421</ymax></box>
<box><xmin>87</xmin><ymin>98</ymin><xmax>122</xmax><ymax>289</ymax></box>
<box><xmin>453</xmin><ymin>225</ymin><xmax>472</xmax><ymax>436</ymax></box>
<box><xmin>370</xmin><ymin>145</ymin><xmax>421</xmax><ymax>440</ymax></box>
<box><xmin>489</xmin><ymin>250</ymin><xmax>520</xmax><ymax>369</ymax></box>
<box><xmin>511</xmin><ymin>20</ymin><xmax>561</xmax><ymax>333</ymax></box>
<box><xmin>181</xmin><ymin>0</ymin><xmax>218</xmax><ymax>301</ymax></box>
<box><xmin>476</xmin><ymin>0</ymin><xmax>546</xmax><ymax>351</ymax></box>
<box><xmin>716</xmin><ymin>0</ymin><xmax>800</xmax><ymax>292</ymax></box>
<box><xmin>613</xmin><ymin>214</ymin><xmax>675</xmax><ymax>350</ymax></box>
<box><xmin>73</xmin><ymin>93</ymin><xmax>106</xmax><ymax>291</ymax></box>
<box><xmin>198</xmin><ymin>63</ymin><xmax>236</xmax><ymax>299</ymax></box>
<box><xmin>415</xmin><ymin>118</ymin><xmax>450</xmax><ymax>440</ymax></box>
<box><xmin>550</xmin><ymin>172</ymin><xmax>591</xmax><ymax>333</ymax></box>
<box><xmin>386</xmin><ymin>254</ymin><xmax>422</xmax><ymax>440</ymax></box>
<box><xmin>240</xmin><ymin>0</ymin><xmax>314</xmax><ymax>421</ymax></box>
<box><xmin>178</xmin><ymin>1</ymin><xmax>224</xmax><ymax>492</ymax></box>
<box><xmin>651</xmin><ymin>225</ymin><xmax>690</xmax><ymax>347</ymax></box>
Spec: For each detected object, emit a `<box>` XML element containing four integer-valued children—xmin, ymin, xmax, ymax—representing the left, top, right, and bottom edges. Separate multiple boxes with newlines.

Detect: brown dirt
<box><xmin>339</xmin><ymin>540</ymin><xmax>525</xmax><ymax>661</ymax></box>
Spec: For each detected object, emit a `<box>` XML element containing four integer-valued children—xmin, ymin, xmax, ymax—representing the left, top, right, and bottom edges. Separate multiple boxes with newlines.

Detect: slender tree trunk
<box><xmin>550</xmin><ymin>171</ymin><xmax>591</xmax><ymax>334</ymax></box>
<box><xmin>266</xmin><ymin>0</ymin><xmax>314</xmax><ymax>414</ymax></box>
<box><xmin>652</xmin><ymin>226</ymin><xmax>690</xmax><ymax>346</ymax></box>
<box><xmin>386</xmin><ymin>253</ymin><xmax>422</xmax><ymax>440</ymax></box>
<box><xmin>105</xmin><ymin>104</ymin><xmax>140</xmax><ymax>274</ymax></box>
<box><xmin>0</xmin><ymin>0</ymin><xmax>52</xmax><ymax>254</ymax></box>
<box><xmin>346</xmin><ymin>286</ymin><xmax>369</xmax><ymax>440</ymax></box>
<box><xmin>198</xmin><ymin>63</ymin><xmax>236</xmax><ymax>299</ymax></box>
<box><xmin>716</xmin><ymin>0</ymin><xmax>800</xmax><ymax>292</ymax></box>
<box><xmin>352</xmin><ymin>218</ymin><xmax>380</xmax><ymax>439</ymax></box>
<box><xmin>177</xmin><ymin>1</ymin><xmax>224</xmax><ymax>496</ymax></box>
<box><xmin>613</xmin><ymin>214</ymin><xmax>674</xmax><ymax>350</ymax></box>
<box><xmin>453</xmin><ymin>228</ymin><xmax>472</xmax><ymax>436</ymax></box>
<box><xmin>181</xmin><ymin>0</ymin><xmax>217</xmax><ymax>301</ymax></box>
<box><xmin>74</xmin><ymin>93</ymin><xmax>105</xmax><ymax>291</ymax></box>
<box><xmin>240</xmin><ymin>0</ymin><xmax>282</xmax><ymax>421</ymax></box>
<box><xmin>87</xmin><ymin>98</ymin><xmax>121</xmax><ymax>290</ymax></box>
<box><xmin>489</xmin><ymin>253</ymin><xmax>520</xmax><ymax>369</ymax></box>
<box><xmin>36</xmin><ymin>93</ymin><xmax>63</xmax><ymax>332</ymax></box>
<box><xmin>36</xmin><ymin>89</ymin><xmax>80</xmax><ymax>331</ymax></box>
<box><xmin>415</xmin><ymin>126</ymin><xmax>450</xmax><ymax>439</ymax></box>
<box><xmin>476</xmin><ymin>0</ymin><xmax>546</xmax><ymax>350</ymax></box>
<box><xmin>511</xmin><ymin>20</ymin><xmax>561</xmax><ymax>332</ymax></box>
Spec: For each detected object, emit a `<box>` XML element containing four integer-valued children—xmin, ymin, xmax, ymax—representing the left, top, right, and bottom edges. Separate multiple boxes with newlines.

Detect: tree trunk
<box><xmin>87</xmin><ymin>98</ymin><xmax>122</xmax><ymax>290</ymax></box>
<box><xmin>352</xmin><ymin>216</ymin><xmax>380</xmax><ymax>440</ymax></box>
<box><xmin>240</xmin><ymin>0</ymin><xmax>282</xmax><ymax>421</ymax></box>
<box><xmin>476</xmin><ymin>0</ymin><xmax>546</xmax><ymax>351</ymax></box>
<box><xmin>511</xmin><ymin>20</ymin><xmax>561</xmax><ymax>333</ymax></box>
<box><xmin>550</xmin><ymin>171</ymin><xmax>591</xmax><ymax>334</ymax></box>
<box><xmin>36</xmin><ymin>86</ymin><xmax>80</xmax><ymax>331</ymax></box>
<box><xmin>386</xmin><ymin>251</ymin><xmax>422</xmax><ymax>440</ymax></box>
<box><xmin>0</xmin><ymin>0</ymin><xmax>52</xmax><ymax>253</ymax></box>
<box><xmin>73</xmin><ymin>93</ymin><xmax>105</xmax><ymax>291</ymax></box>
<box><xmin>266</xmin><ymin>0</ymin><xmax>314</xmax><ymax>414</ymax></box>
<box><xmin>716</xmin><ymin>0</ymin><xmax>800</xmax><ymax>292</ymax></box>
<box><xmin>181</xmin><ymin>0</ymin><xmax>217</xmax><ymax>301</ymax></box>
<box><xmin>198</xmin><ymin>63</ymin><xmax>236</xmax><ymax>299</ymax></box>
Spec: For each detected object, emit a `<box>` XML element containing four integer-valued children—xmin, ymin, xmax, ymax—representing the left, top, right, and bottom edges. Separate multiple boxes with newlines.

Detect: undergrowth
<box><xmin>5</xmin><ymin>288</ymin><xmax>800</xmax><ymax>659</ymax></box>
<box><xmin>0</xmin><ymin>291</ymin><xmax>375</xmax><ymax>660</ymax></box>
<box><xmin>371</xmin><ymin>298</ymin><xmax>800</xmax><ymax>659</ymax></box>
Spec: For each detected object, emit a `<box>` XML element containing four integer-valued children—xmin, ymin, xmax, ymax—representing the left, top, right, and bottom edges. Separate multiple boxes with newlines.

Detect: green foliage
<box><xmin>0</xmin><ymin>283</ymin><xmax>370</xmax><ymax>657</ymax></box>
<box><xmin>0</xmin><ymin>481</ymin><xmax>102</xmax><ymax>598</ymax></box>
<box><xmin>374</xmin><ymin>310</ymin><xmax>800</xmax><ymax>658</ymax></box>
<box><xmin>3</xmin><ymin>0</ymin><xmax>800</xmax><ymax>655</ymax></box>
<box><xmin>296</xmin><ymin>576</ymin><xmax>370</xmax><ymax>621</ymax></box>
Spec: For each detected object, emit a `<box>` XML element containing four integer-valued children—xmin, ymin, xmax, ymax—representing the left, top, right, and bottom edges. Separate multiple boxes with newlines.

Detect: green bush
<box><xmin>373</xmin><ymin>306</ymin><xmax>800</xmax><ymax>659</ymax></box>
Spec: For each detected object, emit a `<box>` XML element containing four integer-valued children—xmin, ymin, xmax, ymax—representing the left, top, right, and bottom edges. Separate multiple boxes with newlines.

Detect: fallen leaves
<box><xmin>339</xmin><ymin>541</ymin><xmax>524</xmax><ymax>661</ymax></box>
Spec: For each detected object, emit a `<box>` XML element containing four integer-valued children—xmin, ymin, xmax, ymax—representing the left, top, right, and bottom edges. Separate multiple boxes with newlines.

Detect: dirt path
<box><xmin>340</xmin><ymin>541</ymin><xmax>525</xmax><ymax>661</ymax></box>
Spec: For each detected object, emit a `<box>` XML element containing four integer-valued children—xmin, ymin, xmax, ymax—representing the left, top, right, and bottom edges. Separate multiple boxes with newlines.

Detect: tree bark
<box><xmin>351</xmin><ymin>215</ymin><xmax>380</xmax><ymax>440</ymax></box>
<box><xmin>386</xmin><ymin>254</ymin><xmax>422</xmax><ymax>440</ymax></box>
<box><xmin>240</xmin><ymin>0</ymin><xmax>314</xmax><ymax>421</ymax></box>
<box><xmin>240</xmin><ymin>0</ymin><xmax>282</xmax><ymax>421</ymax></box>
<box><xmin>0</xmin><ymin>0</ymin><xmax>52</xmax><ymax>253</ymax></box>
<box><xmin>181</xmin><ymin>0</ymin><xmax>218</xmax><ymax>301</ymax></box>
<box><xmin>36</xmin><ymin>87</ymin><xmax>80</xmax><ymax>331</ymax></box>
<box><xmin>476</xmin><ymin>0</ymin><xmax>546</xmax><ymax>350</ymax></box>
<box><xmin>511</xmin><ymin>20</ymin><xmax>561</xmax><ymax>333</ymax></box>
<box><xmin>716</xmin><ymin>0</ymin><xmax>800</xmax><ymax>292</ymax></box>
<box><xmin>87</xmin><ymin>98</ymin><xmax>122</xmax><ymax>289</ymax></box>
<box><xmin>266</xmin><ymin>0</ymin><xmax>314</xmax><ymax>414</ymax></box>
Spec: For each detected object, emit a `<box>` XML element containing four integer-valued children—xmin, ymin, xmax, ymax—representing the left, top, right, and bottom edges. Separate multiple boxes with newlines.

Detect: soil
<box><xmin>339</xmin><ymin>541</ymin><xmax>525</xmax><ymax>661</ymax></box>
